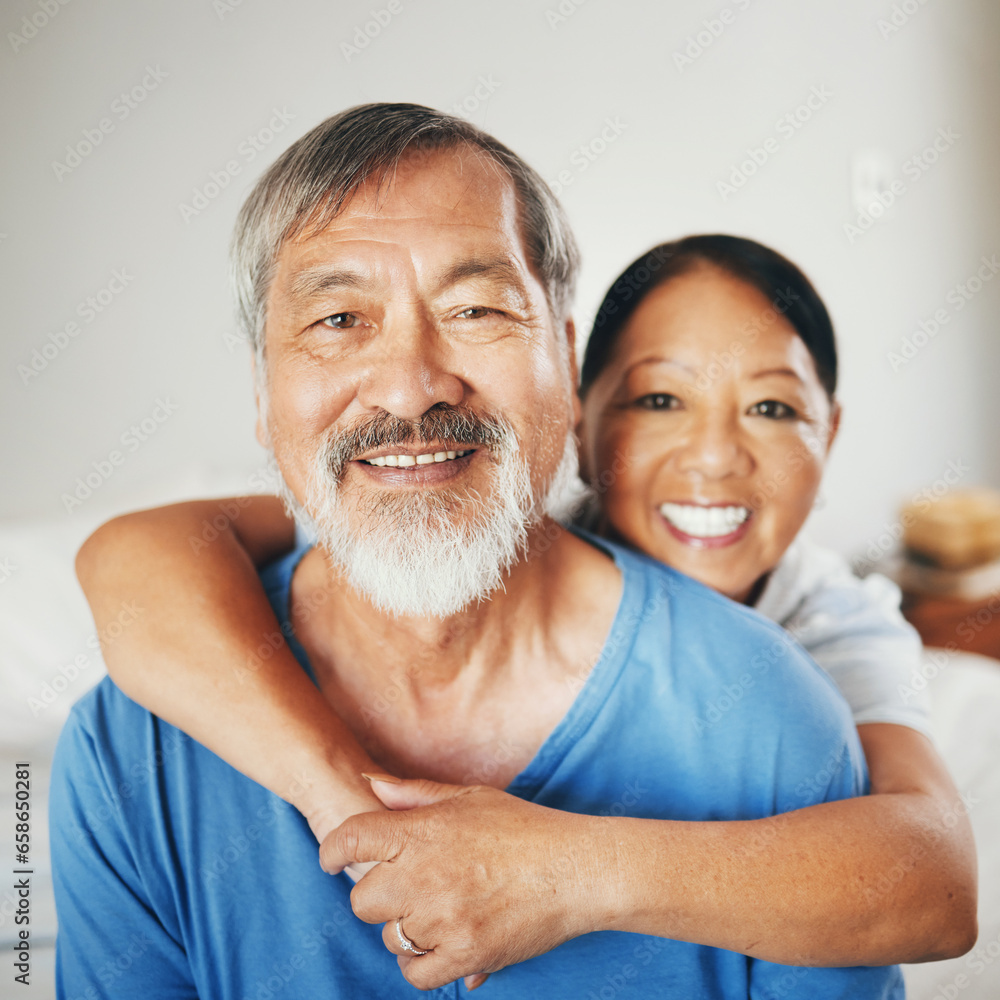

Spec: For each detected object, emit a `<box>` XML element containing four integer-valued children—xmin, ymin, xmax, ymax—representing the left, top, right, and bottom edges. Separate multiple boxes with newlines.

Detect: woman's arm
<box><xmin>326</xmin><ymin>726</ymin><xmax>977</xmax><ymax>988</ymax></box>
<box><xmin>609</xmin><ymin>722</ymin><xmax>977</xmax><ymax>964</ymax></box>
<box><xmin>75</xmin><ymin>495</ymin><xmax>385</xmax><ymax>843</ymax></box>
<box><xmin>78</xmin><ymin>503</ymin><xmax>977</xmax><ymax>964</ymax></box>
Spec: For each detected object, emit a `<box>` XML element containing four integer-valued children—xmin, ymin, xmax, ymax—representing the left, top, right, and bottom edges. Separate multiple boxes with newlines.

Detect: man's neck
<box><xmin>287</xmin><ymin>521</ymin><xmax>623</xmax><ymax>783</ymax></box>
<box><xmin>293</xmin><ymin>521</ymin><xmax>605</xmax><ymax>682</ymax></box>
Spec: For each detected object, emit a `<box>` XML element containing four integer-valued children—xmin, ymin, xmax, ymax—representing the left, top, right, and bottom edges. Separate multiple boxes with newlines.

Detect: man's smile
<box><xmin>353</xmin><ymin>446</ymin><xmax>479</xmax><ymax>486</ymax></box>
<box><xmin>361</xmin><ymin>448</ymin><xmax>475</xmax><ymax>467</ymax></box>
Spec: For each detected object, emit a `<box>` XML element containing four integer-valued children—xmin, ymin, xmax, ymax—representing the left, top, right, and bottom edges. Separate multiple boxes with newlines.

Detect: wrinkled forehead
<box><xmin>270</xmin><ymin>146</ymin><xmax>535</xmax><ymax>297</ymax></box>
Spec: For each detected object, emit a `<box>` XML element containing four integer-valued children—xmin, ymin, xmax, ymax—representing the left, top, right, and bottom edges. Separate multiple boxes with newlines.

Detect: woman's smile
<box><xmin>657</xmin><ymin>501</ymin><xmax>753</xmax><ymax>548</ymax></box>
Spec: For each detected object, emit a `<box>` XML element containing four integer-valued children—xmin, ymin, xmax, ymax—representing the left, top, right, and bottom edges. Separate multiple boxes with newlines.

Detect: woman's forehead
<box><xmin>615</xmin><ymin>267</ymin><xmax>814</xmax><ymax>372</ymax></box>
<box><xmin>628</xmin><ymin>266</ymin><xmax>779</xmax><ymax>328</ymax></box>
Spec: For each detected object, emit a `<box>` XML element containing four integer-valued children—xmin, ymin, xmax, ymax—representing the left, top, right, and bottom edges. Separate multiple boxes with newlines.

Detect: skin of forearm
<box><xmin>76</xmin><ymin>502</ymin><xmax>384</xmax><ymax>840</ymax></box>
<box><xmin>77</xmin><ymin>506</ymin><xmax>978</xmax><ymax>964</ymax></box>
<box><xmin>592</xmin><ymin>746</ymin><xmax>977</xmax><ymax>965</ymax></box>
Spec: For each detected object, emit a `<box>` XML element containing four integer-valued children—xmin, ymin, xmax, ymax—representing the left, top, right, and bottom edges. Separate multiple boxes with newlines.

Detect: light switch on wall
<box><xmin>851</xmin><ymin>149</ymin><xmax>895</xmax><ymax>214</ymax></box>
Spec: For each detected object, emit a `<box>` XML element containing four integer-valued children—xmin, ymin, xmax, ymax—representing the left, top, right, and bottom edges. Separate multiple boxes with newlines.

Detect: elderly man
<box><xmin>50</xmin><ymin>104</ymin><xmax>902</xmax><ymax>998</ymax></box>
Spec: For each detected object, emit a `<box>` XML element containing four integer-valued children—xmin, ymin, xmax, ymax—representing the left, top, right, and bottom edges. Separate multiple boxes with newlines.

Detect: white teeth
<box><xmin>659</xmin><ymin>503</ymin><xmax>750</xmax><ymax>538</ymax></box>
<box><xmin>364</xmin><ymin>449</ymin><xmax>471</xmax><ymax>468</ymax></box>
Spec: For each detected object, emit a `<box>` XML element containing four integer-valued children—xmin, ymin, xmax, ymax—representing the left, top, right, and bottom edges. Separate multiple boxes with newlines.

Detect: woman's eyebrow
<box><xmin>750</xmin><ymin>367</ymin><xmax>805</xmax><ymax>381</ymax></box>
<box><xmin>623</xmin><ymin>356</ymin><xmax>698</xmax><ymax>377</ymax></box>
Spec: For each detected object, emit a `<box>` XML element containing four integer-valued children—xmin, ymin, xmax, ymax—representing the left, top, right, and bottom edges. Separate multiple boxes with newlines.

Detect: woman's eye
<box><xmin>749</xmin><ymin>400</ymin><xmax>796</xmax><ymax>419</ymax></box>
<box><xmin>320</xmin><ymin>313</ymin><xmax>361</xmax><ymax>329</ymax></box>
<box><xmin>636</xmin><ymin>393</ymin><xmax>681</xmax><ymax>411</ymax></box>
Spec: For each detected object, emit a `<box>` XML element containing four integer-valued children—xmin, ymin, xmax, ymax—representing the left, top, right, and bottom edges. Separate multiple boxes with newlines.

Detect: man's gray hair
<box><xmin>231</xmin><ymin>102</ymin><xmax>581</xmax><ymax>372</ymax></box>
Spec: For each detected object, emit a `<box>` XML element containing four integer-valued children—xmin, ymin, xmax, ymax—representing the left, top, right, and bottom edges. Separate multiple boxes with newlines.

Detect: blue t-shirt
<box><xmin>50</xmin><ymin>534</ymin><xmax>903</xmax><ymax>999</ymax></box>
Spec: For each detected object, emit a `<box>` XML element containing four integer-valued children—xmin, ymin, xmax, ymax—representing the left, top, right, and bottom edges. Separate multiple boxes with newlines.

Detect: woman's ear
<box><xmin>825</xmin><ymin>399</ymin><xmax>841</xmax><ymax>453</ymax></box>
<box><xmin>575</xmin><ymin>394</ymin><xmax>592</xmax><ymax>485</ymax></box>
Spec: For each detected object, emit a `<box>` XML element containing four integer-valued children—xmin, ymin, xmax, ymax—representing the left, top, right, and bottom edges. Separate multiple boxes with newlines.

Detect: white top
<box><xmin>754</xmin><ymin>536</ymin><xmax>930</xmax><ymax>736</ymax></box>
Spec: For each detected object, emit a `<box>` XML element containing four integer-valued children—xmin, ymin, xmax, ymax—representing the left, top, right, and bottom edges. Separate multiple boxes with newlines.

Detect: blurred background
<box><xmin>1</xmin><ymin>1</ymin><xmax>998</xmax><ymax>997</ymax></box>
<box><xmin>1</xmin><ymin>0</ymin><xmax>999</xmax><ymax>547</ymax></box>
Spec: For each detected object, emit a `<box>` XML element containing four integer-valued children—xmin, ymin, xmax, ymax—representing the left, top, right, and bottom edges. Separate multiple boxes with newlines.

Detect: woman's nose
<box><xmin>673</xmin><ymin>414</ymin><xmax>753</xmax><ymax>480</ymax></box>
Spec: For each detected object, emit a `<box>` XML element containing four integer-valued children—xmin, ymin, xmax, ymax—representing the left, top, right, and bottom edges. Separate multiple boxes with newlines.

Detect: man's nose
<box><xmin>674</xmin><ymin>412</ymin><xmax>753</xmax><ymax>480</ymax></box>
<box><xmin>356</xmin><ymin>314</ymin><xmax>465</xmax><ymax>420</ymax></box>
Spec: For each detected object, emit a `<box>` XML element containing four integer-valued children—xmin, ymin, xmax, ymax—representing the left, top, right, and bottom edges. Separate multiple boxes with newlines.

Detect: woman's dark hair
<box><xmin>579</xmin><ymin>235</ymin><xmax>838</xmax><ymax>398</ymax></box>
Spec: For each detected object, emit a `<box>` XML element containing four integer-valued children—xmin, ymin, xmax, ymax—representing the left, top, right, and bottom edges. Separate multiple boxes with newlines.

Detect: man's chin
<box><xmin>320</xmin><ymin>527</ymin><xmax>519</xmax><ymax>620</ymax></box>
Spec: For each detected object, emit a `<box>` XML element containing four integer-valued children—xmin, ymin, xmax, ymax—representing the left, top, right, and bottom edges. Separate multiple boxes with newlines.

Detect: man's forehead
<box><xmin>298</xmin><ymin>147</ymin><xmax>518</xmax><ymax>242</ymax></box>
<box><xmin>274</xmin><ymin>148</ymin><xmax>530</xmax><ymax>287</ymax></box>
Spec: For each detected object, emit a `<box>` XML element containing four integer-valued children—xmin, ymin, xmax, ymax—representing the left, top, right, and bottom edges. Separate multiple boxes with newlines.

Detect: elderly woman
<box><xmin>72</xmin><ymin>232</ymin><xmax>976</xmax><ymax>983</ymax></box>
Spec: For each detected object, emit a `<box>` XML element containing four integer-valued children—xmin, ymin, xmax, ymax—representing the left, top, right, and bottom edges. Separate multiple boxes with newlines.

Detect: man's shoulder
<box><xmin>258</xmin><ymin>542</ymin><xmax>314</xmax><ymax>615</ymax></box>
<box><xmin>580</xmin><ymin>532</ymin><xmax>858</xmax><ymax>743</ymax></box>
<box><xmin>586</xmin><ymin>531</ymin><xmax>824</xmax><ymax>665</ymax></box>
<box><xmin>62</xmin><ymin>673</ymin><xmax>158</xmax><ymax>742</ymax></box>
<box><xmin>54</xmin><ymin>676</ymin><xmax>191</xmax><ymax>791</ymax></box>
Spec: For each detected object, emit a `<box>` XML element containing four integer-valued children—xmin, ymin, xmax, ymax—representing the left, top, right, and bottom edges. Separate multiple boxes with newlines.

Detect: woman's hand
<box><xmin>320</xmin><ymin>777</ymin><xmax>612</xmax><ymax>992</ymax></box>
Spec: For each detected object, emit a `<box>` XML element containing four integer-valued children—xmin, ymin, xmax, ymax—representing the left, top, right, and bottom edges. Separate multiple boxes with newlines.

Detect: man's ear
<box><xmin>565</xmin><ymin>317</ymin><xmax>582</xmax><ymax>429</ymax></box>
<box><xmin>251</xmin><ymin>354</ymin><xmax>269</xmax><ymax>448</ymax></box>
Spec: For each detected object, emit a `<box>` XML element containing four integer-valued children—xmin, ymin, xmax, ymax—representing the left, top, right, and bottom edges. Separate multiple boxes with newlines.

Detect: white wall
<box><xmin>2</xmin><ymin>0</ymin><xmax>998</xmax><ymax>561</ymax></box>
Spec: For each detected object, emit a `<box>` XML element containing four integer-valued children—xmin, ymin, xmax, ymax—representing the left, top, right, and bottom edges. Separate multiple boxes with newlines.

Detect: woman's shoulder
<box><xmin>755</xmin><ymin>536</ymin><xmax>908</xmax><ymax>634</ymax></box>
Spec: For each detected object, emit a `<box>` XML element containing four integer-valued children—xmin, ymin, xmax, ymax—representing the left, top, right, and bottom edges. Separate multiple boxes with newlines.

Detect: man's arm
<box><xmin>75</xmin><ymin>496</ymin><xmax>384</xmax><ymax>842</ymax></box>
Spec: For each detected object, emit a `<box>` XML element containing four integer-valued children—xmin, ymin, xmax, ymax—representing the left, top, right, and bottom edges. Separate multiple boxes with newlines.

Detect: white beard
<box><xmin>276</xmin><ymin>421</ymin><xmax>583</xmax><ymax>619</ymax></box>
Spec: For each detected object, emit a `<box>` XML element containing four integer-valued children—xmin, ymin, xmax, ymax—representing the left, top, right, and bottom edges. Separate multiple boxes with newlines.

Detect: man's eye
<box><xmin>636</xmin><ymin>393</ymin><xmax>681</xmax><ymax>411</ymax></box>
<box><xmin>320</xmin><ymin>313</ymin><xmax>361</xmax><ymax>329</ymax></box>
<box><xmin>455</xmin><ymin>307</ymin><xmax>498</xmax><ymax>320</ymax></box>
<box><xmin>749</xmin><ymin>400</ymin><xmax>796</xmax><ymax>419</ymax></box>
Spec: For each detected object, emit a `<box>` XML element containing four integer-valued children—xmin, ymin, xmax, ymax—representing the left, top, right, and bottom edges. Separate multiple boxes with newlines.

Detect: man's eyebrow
<box><xmin>436</xmin><ymin>255</ymin><xmax>527</xmax><ymax>292</ymax></box>
<box><xmin>288</xmin><ymin>266</ymin><xmax>375</xmax><ymax>300</ymax></box>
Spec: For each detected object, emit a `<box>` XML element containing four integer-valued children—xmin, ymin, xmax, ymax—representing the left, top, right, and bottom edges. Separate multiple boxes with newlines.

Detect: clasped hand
<box><xmin>319</xmin><ymin>778</ymin><xmax>609</xmax><ymax>992</ymax></box>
